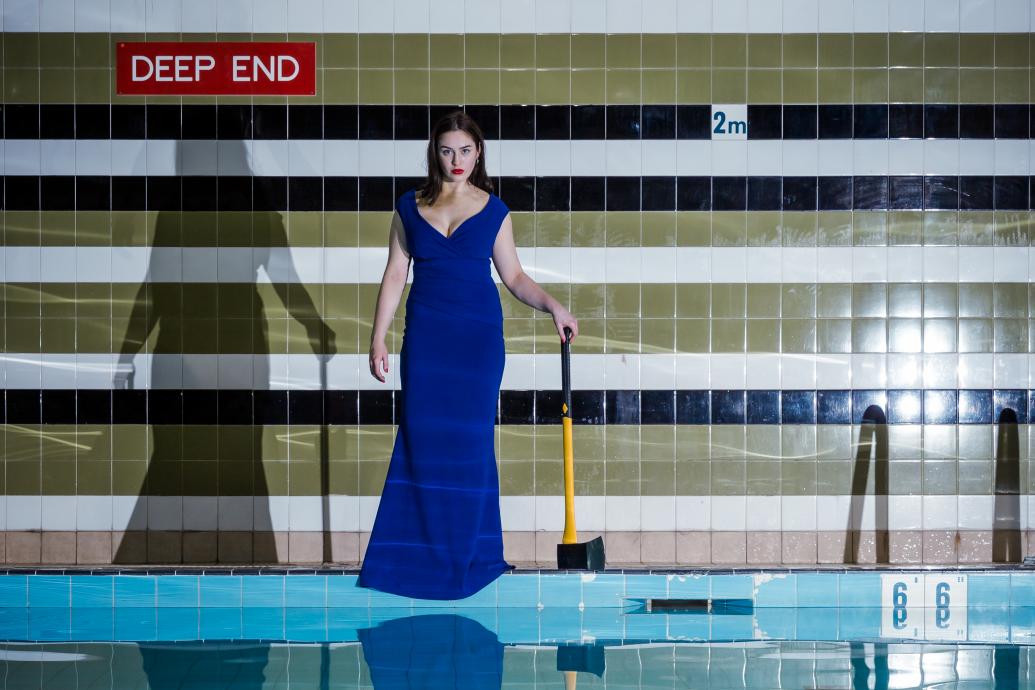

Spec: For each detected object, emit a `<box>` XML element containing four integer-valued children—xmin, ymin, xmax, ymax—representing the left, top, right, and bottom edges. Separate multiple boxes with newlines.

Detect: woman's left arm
<box><xmin>492</xmin><ymin>214</ymin><xmax>579</xmax><ymax>342</ymax></box>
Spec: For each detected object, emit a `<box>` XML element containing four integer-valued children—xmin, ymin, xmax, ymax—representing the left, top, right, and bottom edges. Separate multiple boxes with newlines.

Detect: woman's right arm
<box><xmin>369</xmin><ymin>211</ymin><xmax>411</xmax><ymax>382</ymax></box>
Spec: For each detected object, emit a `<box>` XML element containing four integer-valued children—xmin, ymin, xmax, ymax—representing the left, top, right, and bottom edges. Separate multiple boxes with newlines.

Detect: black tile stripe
<box><xmin>7</xmin><ymin>104</ymin><xmax>1032</xmax><ymax>141</ymax></box>
<box><xmin>8</xmin><ymin>175</ymin><xmax>1033</xmax><ymax>211</ymax></box>
<box><xmin>3</xmin><ymin>389</ymin><xmax>1030</xmax><ymax>426</ymax></box>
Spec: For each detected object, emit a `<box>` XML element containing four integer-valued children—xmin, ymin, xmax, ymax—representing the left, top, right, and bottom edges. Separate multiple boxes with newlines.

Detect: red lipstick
<box><xmin>451</xmin><ymin>168</ymin><xmax>464</xmax><ymax>174</ymax></box>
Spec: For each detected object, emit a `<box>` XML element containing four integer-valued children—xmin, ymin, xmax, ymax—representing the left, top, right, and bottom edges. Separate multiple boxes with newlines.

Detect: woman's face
<box><xmin>436</xmin><ymin>130</ymin><xmax>479</xmax><ymax>182</ymax></box>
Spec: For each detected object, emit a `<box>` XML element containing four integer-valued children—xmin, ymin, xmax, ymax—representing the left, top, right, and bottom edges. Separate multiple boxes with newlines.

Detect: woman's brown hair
<box><xmin>416</xmin><ymin>110</ymin><xmax>494</xmax><ymax>206</ymax></box>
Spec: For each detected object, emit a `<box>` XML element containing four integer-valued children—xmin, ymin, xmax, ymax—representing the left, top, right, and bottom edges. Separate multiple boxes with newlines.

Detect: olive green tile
<box><xmin>923</xmin><ymin>318</ymin><xmax>956</xmax><ymax>353</ymax></box>
<box><xmin>534</xmin><ymin>212</ymin><xmax>570</xmax><ymax>247</ymax></box>
<box><xmin>710</xmin><ymin>284</ymin><xmax>744</xmax><ymax>318</ymax></box>
<box><xmin>605</xmin><ymin>284</ymin><xmax>639</xmax><ymax>318</ymax></box>
<box><xmin>889</xmin><ymin>68</ymin><xmax>924</xmax><ymax>102</ymax></box>
<box><xmin>816</xmin><ymin>461</ymin><xmax>853</xmax><ymax>494</ymax></box>
<box><xmin>850</xmin><ymin>318</ymin><xmax>886</xmax><ymax>353</ymax></box>
<box><xmin>782</xmin><ymin>284</ymin><xmax>817</xmax><ymax>318</ymax></box>
<box><xmin>854</xmin><ymin>34</ymin><xmax>888</xmax><ymax>68</ymax></box>
<box><xmin>924</xmin><ymin>68</ymin><xmax>959</xmax><ymax>102</ymax></box>
<box><xmin>782</xmin><ymin>318</ymin><xmax>817</xmax><ymax>353</ymax></box>
<box><xmin>817</xmin><ymin>284</ymin><xmax>851</xmax><ymax>318</ymax></box>
<box><xmin>960</xmin><ymin>34</ymin><xmax>994</xmax><ymax>67</ymax></box>
<box><xmin>358</xmin><ymin>34</ymin><xmax>393</xmax><ymax>68</ymax></box>
<box><xmin>888</xmin><ymin>283</ymin><xmax>922</xmax><ymax>318</ymax></box>
<box><xmin>886</xmin><ymin>211</ymin><xmax>922</xmax><ymax>245</ymax></box>
<box><xmin>572</xmin><ymin>34</ymin><xmax>605</xmax><ymax>68</ymax></box>
<box><xmin>783</xmin><ymin>69</ymin><xmax>818</xmax><ymax>103</ymax></box>
<box><xmin>994</xmin><ymin>319</ymin><xmax>1028</xmax><ymax>352</ymax></box>
<box><xmin>465</xmin><ymin>34</ymin><xmax>499</xmax><ymax>68</ymax></box>
<box><xmin>817</xmin><ymin>318</ymin><xmax>852</xmax><ymax>353</ymax></box>
<box><xmin>676</xmin><ymin>459</ymin><xmax>711</xmax><ymax>494</ymax></box>
<box><xmin>499</xmin><ymin>460</ymin><xmax>534</xmax><ymax>495</ymax></box>
<box><xmin>643</xmin><ymin>69</ymin><xmax>676</xmax><ymax>103</ymax></box>
<box><xmin>641</xmin><ymin>459</ymin><xmax>676</xmax><ymax>495</ymax></box>
<box><xmin>677</xmin><ymin>284</ymin><xmax>710</xmax><ymax>318</ymax></box>
<box><xmin>429</xmin><ymin>34</ymin><xmax>464</xmax><ymax>69</ymax></box>
<box><xmin>5</xmin><ymin>33</ymin><xmax>39</xmax><ymax>68</ymax></box>
<box><xmin>959</xmin><ymin>67</ymin><xmax>995</xmax><ymax>102</ymax></box>
<box><xmin>39</xmin><ymin>68</ymin><xmax>75</xmax><ymax>102</ymax></box>
<box><xmin>675</xmin><ymin>69</ymin><xmax>711</xmax><ymax>103</ymax></box>
<box><xmin>853</xmin><ymin>69</ymin><xmax>888</xmax><ymax>103</ymax></box>
<box><xmin>748</xmin><ymin>68</ymin><xmax>781</xmax><ymax>102</ymax></box>
<box><xmin>746</xmin><ymin>459</ymin><xmax>781</xmax><ymax>494</ymax></box>
<box><xmin>747</xmin><ymin>284</ymin><xmax>781</xmax><ymax>318</ymax></box>
<box><xmin>747</xmin><ymin>34</ymin><xmax>781</xmax><ymax>68</ymax></box>
<box><xmin>605</xmin><ymin>212</ymin><xmax>639</xmax><ymax>246</ymax></box>
<box><xmin>959</xmin><ymin>319</ymin><xmax>990</xmax><ymax>356</ymax></box>
<box><xmin>603</xmin><ymin>318</ymin><xmax>639</xmax><ymax>354</ymax></box>
<box><xmin>606</xmin><ymin>34</ymin><xmax>641</xmax><ymax>69</ymax></box>
<box><xmin>712</xmin><ymin>34</ymin><xmax>746</xmax><ymax>68</ymax></box>
<box><xmin>958</xmin><ymin>425</ymin><xmax>993</xmax><ymax>460</ymax></box>
<box><xmin>712</xmin><ymin>69</ymin><xmax>746</xmax><ymax>102</ymax></box>
<box><xmin>605</xmin><ymin>69</ymin><xmax>640</xmax><ymax>103</ymax></box>
<box><xmin>676</xmin><ymin>34</ymin><xmax>711</xmax><ymax>68</ymax></box>
<box><xmin>676</xmin><ymin>318</ymin><xmax>710</xmax><ymax>352</ymax></box>
<box><xmin>924</xmin><ymin>33</ymin><xmax>959</xmax><ymax>68</ymax></box>
<box><xmin>711</xmin><ymin>318</ymin><xmax>745</xmax><ymax>352</ymax></box>
<box><xmin>643</xmin><ymin>34</ymin><xmax>676</xmax><ymax>68</ymax></box>
<box><xmin>852</xmin><ymin>212</ymin><xmax>886</xmax><ymax>245</ymax></box>
<box><xmin>996</xmin><ymin>34</ymin><xmax>1029</xmax><ymax>68</ymax></box>
<box><xmin>712</xmin><ymin>211</ymin><xmax>746</xmax><ymax>246</ymax></box>
<box><xmin>960</xmin><ymin>284</ymin><xmax>993</xmax><ymax>317</ymax></box>
<box><xmin>572</xmin><ymin>68</ymin><xmax>605</xmax><ymax>102</ymax></box>
<box><xmin>535</xmin><ymin>69</ymin><xmax>570</xmax><ymax>104</ymax></box>
<box><xmin>676</xmin><ymin>211</ymin><xmax>711</xmax><ymax>245</ymax></box>
<box><xmin>711</xmin><ymin>460</ymin><xmax>746</xmax><ymax>494</ymax></box>
<box><xmin>817</xmin><ymin>68</ymin><xmax>852</xmax><ymax>103</ymax></box>
<box><xmin>921</xmin><ymin>211</ymin><xmax>958</xmax><ymax>246</ymax></box>
<box><xmin>920</xmin><ymin>284</ymin><xmax>955</xmax><ymax>318</ymax></box>
<box><xmin>393</xmin><ymin>34</ymin><xmax>428</xmax><ymax>69</ymax></box>
<box><xmin>642</xmin><ymin>284</ymin><xmax>675</xmax><ymax>318</ymax></box>
<box><xmin>818</xmin><ymin>35</ymin><xmax>851</xmax><ymax>67</ymax></box>
<box><xmin>323</xmin><ymin>34</ymin><xmax>357</xmax><ymax>68</ymax></box>
<box><xmin>889</xmin><ymin>33</ymin><xmax>924</xmax><ymax>67</ymax></box>
<box><xmin>570</xmin><ymin>211</ymin><xmax>604</xmax><ymax>246</ymax></box>
<box><xmin>888</xmin><ymin>318</ymin><xmax>922</xmax><ymax>353</ymax></box>
<box><xmin>995</xmin><ymin>68</ymin><xmax>1029</xmax><ymax>102</ymax></box>
<box><xmin>994</xmin><ymin>283</ymin><xmax>1028</xmax><ymax>318</ymax></box>
<box><xmin>959</xmin><ymin>211</ymin><xmax>995</xmax><ymax>245</ymax></box>
<box><xmin>570</xmin><ymin>283</ymin><xmax>605</xmax><ymax>318</ymax></box>
<box><xmin>747</xmin><ymin>318</ymin><xmax>780</xmax><ymax>352</ymax></box>
<box><xmin>357</xmin><ymin>69</ymin><xmax>392</xmax><ymax>102</ymax></box>
<box><xmin>781</xmin><ymin>460</ymin><xmax>817</xmax><ymax>495</ymax></box>
<box><xmin>994</xmin><ymin>211</ymin><xmax>1032</xmax><ymax>246</ymax></box>
<box><xmin>74</xmin><ymin>33</ymin><xmax>110</xmax><ymax>68</ymax></box>
<box><xmin>782</xmin><ymin>212</ymin><xmax>817</xmax><ymax>246</ymax></box>
<box><xmin>642</xmin><ymin>212</ymin><xmax>676</xmax><ymax>246</ymax></box>
<box><xmin>501</xmin><ymin>34</ymin><xmax>535</xmax><ymax>68</ymax></box>
<box><xmin>431</xmin><ymin>69</ymin><xmax>466</xmax><ymax>103</ymax></box>
<box><xmin>536</xmin><ymin>34</ymin><xmax>570</xmax><ymax>68</ymax></box>
<box><xmin>853</xmin><ymin>283</ymin><xmax>887</xmax><ymax>317</ymax></box>
<box><xmin>643</xmin><ymin>318</ymin><xmax>675</xmax><ymax>352</ymax></box>
<box><xmin>780</xmin><ymin>34</ymin><xmax>815</xmax><ymax>68</ymax></box>
<box><xmin>396</xmin><ymin>69</ymin><xmax>431</xmax><ymax>103</ymax></box>
<box><xmin>818</xmin><ymin>212</ymin><xmax>853</xmax><ymax>246</ymax></box>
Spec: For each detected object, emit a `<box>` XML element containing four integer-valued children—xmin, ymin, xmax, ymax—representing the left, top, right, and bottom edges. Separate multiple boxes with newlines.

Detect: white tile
<box><xmin>746</xmin><ymin>248</ymin><xmax>781</xmax><ymax>282</ymax></box>
<box><xmin>534</xmin><ymin>140</ymin><xmax>572</xmax><ymax>176</ymax></box>
<box><xmin>40</xmin><ymin>0</ymin><xmax>74</xmax><ymax>31</ymax></box>
<box><xmin>994</xmin><ymin>354</ymin><xmax>1029</xmax><ymax>388</ymax></box>
<box><xmin>182</xmin><ymin>497</ymin><xmax>218</xmax><ymax>531</ymax></box>
<box><xmin>640</xmin><ymin>247</ymin><xmax>676</xmax><ymax>283</ymax></box>
<box><xmin>605</xmin><ymin>496</ymin><xmax>641</xmax><ymax>531</ymax></box>
<box><xmin>182</xmin><ymin>354</ymin><xmax>218</xmax><ymax>389</ymax></box>
<box><xmin>287</xmin><ymin>0</ymin><xmax>323</xmax><ymax>31</ymax></box>
<box><xmin>817</xmin><ymin>140</ymin><xmax>852</xmax><ymax>175</ymax></box>
<box><xmin>888</xmin><ymin>354</ymin><xmax>923</xmax><ymax>388</ymax></box>
<box><xmin>41</xmin><ymin>495</ymin><xmax>75</xmax><ymax>530</ymax></box>
<box><xmin>888</xmin><ymin>247</ymin><xmax>923</xmax><ymax>283</ymax></box>
<box><xmin>607</xmin><ymin>0</ymin><xmax>641</xmax><ymax>31</ymax></box>
<box><xmin>674</xmin><ymin>140</ymin><xmax>710</xmax><ymax>175</ymax></box>
<box><xmin>75</xmin><ymin>0</ymin><xmax>109</xmax><ymax>30</ymax></box>
<box><xmin>289</xmin><ymin>140</ymin><xmax>324</xmax><ymax>177</ymax></box>
<box><xmin>324</xmin><ymin>141</ymin><xmax>359</xmax><ymax>176</ymax></box>
<box><xmin>641</xmin><ymin>354</ymin><xmax>676</xmax><ymax>388</ymax></box>
<box><xmin>853</xmin><ymin>247</ymin><xmax>887</xmax><ymax>282</ymax></box>
<box><xmin>816</xmin><ymin>353</ymin><xmax>852</xmax><ymax>388</ymax></box>
<box><xmin>710</xmin><ymin>140</ymin><xmax>746</xmax><ymax>176</ymax></box>
<box><xmin>263</xmin><ymin>496</ymin><xmax>292</xmax><ymax>532</ymax></box>
<box><xmin>216</xmin><ymin>355</ymin><xmax>253</xmax><ymax>389</ymax></box>
<box><xmin>924</xmin><ymin>140</ymin><xmax>960</xmax><ymax>174</ymax></box>
<box><xmin>394</xmin><ymin>0</ymin><xmax>429</xmax><ymax>32</ymax></box>
<box><xmin>923</xmin><ymin>354</ymin><xmax>959</xmax><ymax>388</ymax></box>
<box><xmin>850</xmin><ymin>494</ymin><xmax>888</xmax><ymax>531</ymax></box>
<box><xmin>112</xmin><ymin>496</ymin><xmax>146</xmax><ymax>531</ymax></box>
<box><xmin>924</xmin><ymin>247</ymin><xmax>960</xmax><ymax>283</ymax></box>
<box><xmin>41</xmin><ymin>354</ymin><xmax>76</xmax><ymax>389</ymax></box>
<box><xmin>252</xmin><ymin>140</ymin><xmax>290</xmax><ymax>177</ymax></box>
<box><xmin>889</xmin><ymin>0</ymin><xmax>924</xmax><ymax>30</ymax></box>
<box><xmin>747</xmin><ymin>140</ymin><xmax>781</xmax><ymax>175</ymax></box>
<box><xmin>994</xmin><ymin>140</ymin><xmax>1029</xmax><ymax>174</ymax></box>
<box><xmin>324</xmin><ymin>0</ymin><xmax>358</xmax><ymax>32</ymax></box>
<box><xmin>786</xmin><ymin>247</ymin><xmax>821</xmax><ymax>283</ymax></box>
<box><xmin>145</xmin><ymin>0</ymin><xmax>181</xmax><ymax>32</ymax></box>
<box><xmin>711</xmin><ymin>0</ymin><xmax>746</xmax><ymax>31</ymax></box>
<box><xmin>889</xmin><ymin>139</ymin><xmax>924</xmax><ymax>175</ymax></box>
<box><xmin>6</xmin><ymin>140</ymin><xmax>40</xmax><ymax>174</ymax></box>
<box><xmin>605</xmin><ymin>247</ymin><xmax>639</xmax><ymax>281</ymax></box>
<box><xmin>887</xmin><ymin>496</ymin><xmax>923</xmax><ymax>530</ymax></box>
<box><xmin>77</xmin><ymin>247</ymin><xmax>112</xmax><ymax>283</ymax></box>
<box><xmin>674</xmin><ymin>353</ymin><xmax>710</xmax><ymax>388</ymax></box>
<box><xmin>675</xmin><ymin>496</ymin><xmax>710</xmax><ymax>530</ymax></box>
<box><xmin>926</xmin><ymin>0</ymin><xmax>960</xmax><ymax>30</ymax></box>
<box><xmin>359</xmin><ymin>0</ymin><xmax>394</xmax><ymax>30</ymax></box>
<box><xmin>710</xmin><ymin>354</ymin><xmax>746</xmax><ymax>388</ymax></box>
<box><xmin>853</xmin><ymin>140</ymin><xmax>888</xmax><ymax>175</ymax></box>
<box><xmin>922</xmin><ymin>495</ymin><xmax>958</xmax><ymax>530</ymax></box>
<box><xmin>814</xmin><ymin>248</ymin><xmax>850</xmax><ymax>283</ymax></box>
<box><xmin>960</xmin><ymin>0</ymin><xmax>996</xmax><ymax>30</ymax></box>
<box><xmin>855</xmin><ymin>0</ymin><xmax>888</xmax><ymax>30</ymax></box>
<box><xmin>818</xmin><ymin>0</ymin><xmax>853</xmax><ymax>31</ymax></box>
<box><xmin>74</xmin><ymin>139</ymin><xmax>112</xmax><ymax>176</ymax></box>
<box><xmin>182</xmin><ymin>247</ymin><xmax>218</xmax><ymax>282</ymax></box>
<box><xmin>745</xmin><ymin>496</ymin><xmax>781</xmax><ymax>530</ymax></box>
<box><xmin>465</xmin><ymin>0</ymin><xmax>500</xmax><ymax>31</ymax></box>
<box><xmin>4</xmin><ymin>0</ymin><xmax>39</xmax><ymax>30</ymax></box>
<box><xmin>288</xmin><ymin>497</ymin><xmax>323</xmax><ymax>531</ymax></box>
<box><xmin>502</xmin><ymin>0</ymin><xmax>535</xmax><ymax>32</ymax></box>
<box><xmin>500</xmin><ymin>497</ymin><xmax>535</xmax><ymax>531</ymax></box>
<box><xmin>7</xmin><ymin>496</ymin><xmax>42</xmax><ymax>531</ymax></box>
<box><xmin>606</xmin><ymin>140</ymin><xmax>641</xmax><ymax>176</ymax></box>
<box><xmin>569</xmin><ymin>353</ymin><xmax>605</xmax><ymax>389</ymax></box>
<box><xmin>571</xmin><ymin>0</ymin><xmax>606</xmax><ymax>31</ymax></box>
<box><xmin>499</xmin><ymin>139</ymin><xmax>535</xmax><ymax>176</ymax></box>
<box><xmin>994</xmin><ymin>0</ymin><xmax>1030</xmax><ymax>31</ymax></box>
<box><xmin>994</xmin><ymin>247</ymin><xmax>1029</xmax><ymax>282</ymax></box>
<box><xmin>671</xmin><ymin>0</ymin><xmax>711</xmax><ymax>30</ymax></box>
<box><xmin>148</xmin><ymin>496</ymin><xmax>183</xmax><ymax>531</ymax></box>
<box><xmin>852</xmin><ymin>354</ymin><xmax>887</xmax><ymax>389</ymax></box>
<box><xmin>217</xmin><ymin>247</ymin><xmax>256</xmax><ymax>282</ymax></box>
<box><xmin>674</xmin><ymin>248</ymin><xmax>710</xmax><ymax>283</ymax></box>
<box><xmin>40</xmin><ymin>246</ymin><xmax>76</xmax><ymax>283</ymax></box>
<box><xmin>571</xmin><ymin>141</ymin><xmax>606</xmax><ymax>177</ymax></box>
<box><xmin>216</xmin><ymin>0</ymin><xmax>251</xmax><ymax>31</ymax></box>
<box><xmin>603</xmin><ymin>353</ymin><xmax>640</xmax><ymax>389</ymax></box>
<box><xmin>151</xmin><ymin>353</ymin><xmax>184</xmax><ymax>389</ymax></box>
<box><xmin>958</xmin><ymin>353</ymin><xmax>994</xmax><ymax>388</ymax></box>
<box><xmin>642</xmin><ymin>140</ymin><xmax>677</xmax><ymax>175</ymax></box>
<box><xmin>5</xmin><ymin>246</ymin><xmax>40</xmax><ymax>282</ymax></box>
<box><xmin>710</xmin><ymin>496</ymin><xmax>746</xmax><ymax>531</ymax></box>
<box><xmin>536</xmin><ymin>0</ymin><xmax>571</xmax><ymax>31</ymax></box>
<box><xmin>956</xmin><ymin>495</ymin><xmax>994</xmax><ymax>529</ymax></box>
<box><xmin>575</xmin><ymin>496</ymin><xmax>606</xmax><ymax>531</ymax></box>
<box><xmin>77</xmin><ymin>496</ymin><xmax>113</xmax><ymax>531</ymax></box>
<box><xmin>328</xmin><ymin>496</ymin><xmax>360</xmax><ymax>532</ymax></box>
<box><xmin>642</xmin><ymin>0</ymin><xmax>677</xmax><ymax>32</ymax></box>
<box><xmin>181</xmin><ymin>0</ymin><xmax>217</xmax><ymax>31</ymax></box>
<box><xmin>642</xmin><ymin>496</ymin><xmax>676</xmax><ymax>531</ymax></box>
<box><xmin>781</xmin><ymin>354</ymin><xmax>816</xmax><ymax>388</ymax></box>
<box><xmin>749</xmin><ymin>355</ymin><xmax>778</xmax><ymax>388</ymax></box>
<box><xmin>747</xmin><ymin>0</ymin><xmax>782</xmax><ymax>30</ymax></box>
<box><xmin>816</xmin><ymin>496</ymin><xmax>851</xmax><ymax>530</ymax></box>
<box><xmin>957</xmin><ymin>247</ymin><xmax>993</xmax><ymax>282</ymax></box>
<box><xmin>782</xmin><ymin>0</ymin><xmax>817</xmax><ymax>31</ymax></box>
<box><xmin>781</xmin><ymin>496</ymin><xmax>817</xmax><ymax>531</ymax></box>
<box><xmin>534</xmin><ymin>247</ymin><xmax>573</xmax><ymax>283</ymax></box>
<box><xmin>711</xmin><ymin>248</ymin><xmax>747</xmax><ymax>282</ymax></box>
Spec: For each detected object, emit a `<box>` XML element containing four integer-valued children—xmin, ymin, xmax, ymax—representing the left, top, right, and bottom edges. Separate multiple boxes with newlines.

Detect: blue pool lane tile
<box><xmin>0</xmin><ymin>608</ymin><xmax>28</xmax><ymax>640</ymax></box>
<box><xmin>157</xmin><ymin>576</ymin><xmax>199</xmax><ymax>608</ymax></box>
<box><xmin>539</xmin><ymin>607</ymin><xmax>584</xmax><ymax>642</ymax></box>
<box><xmin>839</xmin><ymin>608</ymin><xmax>882</xmax><ymax>640</ymax></box>
<box><xmin>540</xmin><ymin>573</ymin><xmax>582</xmax><ymax>608</ymax></box>
<box><xmin>449</xmin><ymin>580</ymin><xmax>498</xmax><ymax>608</ymax></box>
<box><xmin>157</xmin><ymin>607</ymin><xmax>199</xmax><ymax>639</ymax></box>
<box><xmin>497</xmin><ymin>573</ymin><xmax>538</xmax><ymax>608</ymax></box>
<box><xmin>28</xmin><ymin>607</ymin><xmax>70</xmax><ymax>641</ymax></box>
<box><xmin>710</xmin><ymin>613</ymin><xmax>754</xmax><ymax>641</ymax></box>
<box><xmin>200</xmin><ymin>607</ymin><xmax>242</xmax><ymax>639</ymax></box>
<box><xmin>495</xmin><ymin>608</ymin><xmax>540</xmax><ymax>644</ymax></box>
<box><xmin>796</xmin><ymin>607</ymin><xmax>840</xmax><ymax>640</ymax></box>
<box><xmin>625</xmin><ymin>574</ymin><xmax>668</xmax><ymax>604</ymax></box>
<box><xmin>72</xmin><ymin>607</ymin><xmax>114</xmax><ymax>641</ymax></box>
<box><xmin>795</xmin><ymin>574</ymin><xmax>838</xmax><ymax>607</ymax></box>
<box><xmin>1010</xmin><ymin>573</ymin><xmax>1035</xmax><ymax>607</ymax></box>
<box><xmin>115</xmin><ymin>576</ymin><xmax>156</xmax><ymax>608</ymax></box>
<box><xmin>0</xmin><ymin>576</ymin><xmax>28</xmax><ymax>607</ymax></box>
<box><xmin>969</xmin><ymin>574</ymin><xmax>1011</xmax><ymax>608</ymax></box>
<box><xmin>755</xmin><ymin>607</ymin><xmax>796</xmax><ymax>638</ymax></box>
<box><xmin>28</xmin><ymin>576</ymin><xmax>70</xmax><ymax>608</ymax></box>
<box><xmin>245</xmin><ymin>607</ymin><xmax>286</xmax><ymax>640</ymax></box>
<box><xmin>327</xmin><ymin>607</ymin><xmax>371</xmax><ymax>642</ymax></box>
<box><xmin>667</xmin><ymin>574</ymin><xmax>709</xmax><ymax>600</ymax></box>
<box><xmin>753</xmin><ymin>574</ymin><xmax>796</xmax><ymax>607</ymax></box>
<box><xmin>243</xmin><ymin>575</ymin><xmax>285</xmax><ymax>607</ymax></box>
<box><xmin>285</xmin><ymin>576</ymin><xmax>326</xmax><ymax>608</ymax></box>
<box><xmin>970</xmin><ymin>606</ymin><xmax>1012</xmax><ymax>643</ymax></box>
<box><xmin>71</xmin><ymin>576</ymin><xmax>113</xmax><ymax>608</ymax></box>
<box><xmin>667</xmin><ymin>612</ymin><xmax>710</xmax><ymax>640</ymax></box>
<box><xmin>710</xmin><ymin>574</ymin><xmax>753</xmax><ymax>601</ymax></box>
<box><xmin>115</xmin><ymin>607</ymin><xmax>157</xmax><ymax>641</ymax></box>
<box><xmin>326</xmin><ymin>575</ymin><xmax>368</xmax><ymax>607</ymax></box>
<box><xmin>200</xmin><ymin>576</ymin><xmax>243</xmax><ymax>608</ymax></box>
<box><xmin>581</xmin><ymin>573</ymin><xmax>625</xmax><ymax>608</ymax></box>
<box><xmin>285</xmin><ymin>607</ymin><xmax>327</xmax><ymax>641</ymax></box>
<box><xmin>581</xmin><ymin>607</ymin><xmax>626</xmax><ymax>640</ymax></box>
<box><xmin>838</xmin><ymin>573</ymin><xmax>882</xmax><ymax>607</ymax></box>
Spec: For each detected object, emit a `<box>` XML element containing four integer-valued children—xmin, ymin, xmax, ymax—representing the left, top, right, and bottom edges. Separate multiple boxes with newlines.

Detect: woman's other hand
<box><xmin>369</xmin><ymin>340</ymin><xmax>389</xmax><ymax>382</ymax></box>
<box><xmin>551</xmin><ymin>307</ymin><xmax>578</xmax><ymax>344</ymax></box>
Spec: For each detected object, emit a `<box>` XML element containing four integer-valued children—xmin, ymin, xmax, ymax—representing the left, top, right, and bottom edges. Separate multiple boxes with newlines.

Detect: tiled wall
<box><xmin>1</xmin><ymin>0</ymin><xmax>1034</xmax><ymax>565</ymax></box>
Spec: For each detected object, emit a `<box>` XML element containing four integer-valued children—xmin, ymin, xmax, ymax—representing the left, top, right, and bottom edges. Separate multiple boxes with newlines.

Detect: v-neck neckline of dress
<box><xmin>413</xmin><ymin>190</ymin><xmax>492</xmax><ymax>241</ymax></box>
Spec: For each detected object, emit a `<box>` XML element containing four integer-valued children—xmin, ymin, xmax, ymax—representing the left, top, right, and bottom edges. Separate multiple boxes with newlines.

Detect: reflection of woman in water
<box><xmin>114</xmin><ymin>129</ymin><xmax>334</xmax><ymax>563</ymax></box>
<box><xmin>359</xmin><ymin>111</ymin><xmax>578</xmax><ymax>599</ymax></box>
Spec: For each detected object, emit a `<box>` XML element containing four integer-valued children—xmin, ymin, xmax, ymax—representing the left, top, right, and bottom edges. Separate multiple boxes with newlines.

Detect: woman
<box><xmin>358</xmin><ymin>110</ymin><xmax>578</xmax><ymax>599</ymax></box>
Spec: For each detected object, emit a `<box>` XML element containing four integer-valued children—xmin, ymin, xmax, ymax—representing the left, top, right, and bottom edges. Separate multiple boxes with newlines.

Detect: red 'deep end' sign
<box><xmin>116</xmin><ymin>42</ymin><xmax>316</xmax><ymax>95</ymax></box>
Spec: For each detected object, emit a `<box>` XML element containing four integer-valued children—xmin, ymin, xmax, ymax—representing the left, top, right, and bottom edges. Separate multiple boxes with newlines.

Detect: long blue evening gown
<box><xmin>358</xmin><ymin>188</ymin><xmax>514</xmax><ymax>600</ymax></box>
